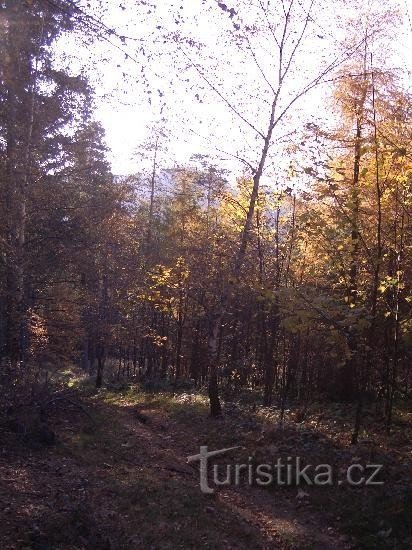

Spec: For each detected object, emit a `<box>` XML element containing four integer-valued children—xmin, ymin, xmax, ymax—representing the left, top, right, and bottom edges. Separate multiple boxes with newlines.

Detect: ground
<box><xmin>0</xmin><ymin>375</ymin><xmax>411</xmax><ymax>549</ymax></box>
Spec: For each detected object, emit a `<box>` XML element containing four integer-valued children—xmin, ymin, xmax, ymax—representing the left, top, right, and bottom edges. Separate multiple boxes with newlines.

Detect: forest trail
<box><xmin>100</xmin><ymin>399</ymin><xmax>352</xmax><ymax>549</ymax></box>
<box><xmin>1</xmin><ymin>390</ymin><xmax>354</xmax><ymax>549</ymax></box>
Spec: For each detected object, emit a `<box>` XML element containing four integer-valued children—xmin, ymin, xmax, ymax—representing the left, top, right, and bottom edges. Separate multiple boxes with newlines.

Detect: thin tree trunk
<box><xmin>207</xmin><ymin>99</ymin><xmax>279</xmax><ymax>416</ymax></box>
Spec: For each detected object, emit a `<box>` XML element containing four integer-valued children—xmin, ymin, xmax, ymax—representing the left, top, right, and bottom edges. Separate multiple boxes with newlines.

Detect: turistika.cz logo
<box><xmin>187</xmin><ymin>446</ymin><xmax>383</xmax><ymax>494</ymax></box>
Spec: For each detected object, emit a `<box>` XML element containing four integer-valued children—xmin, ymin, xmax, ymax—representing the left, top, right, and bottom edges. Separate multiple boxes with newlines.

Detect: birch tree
<box><xmin>169</xmin><ymin>0</ymin><xmax>370</xmax><ymax>415</ymax></box>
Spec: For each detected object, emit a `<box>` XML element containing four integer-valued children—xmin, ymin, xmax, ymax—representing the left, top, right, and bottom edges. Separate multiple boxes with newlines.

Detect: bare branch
<box><xmin>176</xmin><ymin>42</ymin><xmax>266</xmax><ymax>139</ymax></box>
<box><xmin>281</xmin><ymin>0</ymin><xmax>315</xmax><ymax>81</ymax></box>
<box><xmin>257</xmin><ymin>0</ymin><xmax>280</xmax><ymax>48</ymax></box>
<box><xmin>272</xmin><ymin>32</ymin><xmax>377</xmax><ymax>130</ymax></box>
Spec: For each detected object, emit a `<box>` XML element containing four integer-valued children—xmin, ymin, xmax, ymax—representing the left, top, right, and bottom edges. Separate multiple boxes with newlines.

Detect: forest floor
<box><xmin>0</xmin><ymin>371</ymin><xmax>411</xmax><ymax>549</ymax></box>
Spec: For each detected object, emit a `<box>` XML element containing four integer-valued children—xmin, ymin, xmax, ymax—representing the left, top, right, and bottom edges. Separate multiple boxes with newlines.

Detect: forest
<box><xmin>0</xmin><ymin>1</ymin><xmax>411</xmax><ymax>548</ymax></box>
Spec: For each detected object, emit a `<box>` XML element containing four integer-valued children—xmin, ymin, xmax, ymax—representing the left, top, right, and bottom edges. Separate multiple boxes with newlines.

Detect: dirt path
<box><xmin>111</xmin><ymin>403</ymin><xmax>353</xmax><ymax>549</ymax></box>
<box><xmin>0</xmin><ymin>396</ymin><xmax>354</xmax><ymax>549</ymax></box>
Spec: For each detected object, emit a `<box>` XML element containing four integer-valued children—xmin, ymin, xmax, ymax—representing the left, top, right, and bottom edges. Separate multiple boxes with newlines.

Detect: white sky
<box><xmin>56</xmin><ymin>0</ymin><xmax>412</xmax><ymax>179</ymax></box>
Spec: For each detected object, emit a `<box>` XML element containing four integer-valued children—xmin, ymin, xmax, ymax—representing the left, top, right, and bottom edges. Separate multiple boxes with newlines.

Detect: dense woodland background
<box><xmin>0</xmin><ymin>0</ymin><xmax>411</xmax><ymax>444</ymax></box>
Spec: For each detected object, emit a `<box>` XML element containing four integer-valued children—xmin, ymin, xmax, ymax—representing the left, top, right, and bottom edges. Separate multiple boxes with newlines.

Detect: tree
<box><xmin>0</xmin><ymin>0</ymin><xmax>90</xmax><ymax>369</ymax></box>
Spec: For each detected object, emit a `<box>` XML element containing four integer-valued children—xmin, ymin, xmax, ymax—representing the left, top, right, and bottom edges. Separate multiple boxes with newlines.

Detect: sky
<box><xmin>56</xmin><ymin>0</ymin><xmax>412</xmax><ymax>180</ymax></box>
